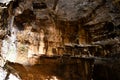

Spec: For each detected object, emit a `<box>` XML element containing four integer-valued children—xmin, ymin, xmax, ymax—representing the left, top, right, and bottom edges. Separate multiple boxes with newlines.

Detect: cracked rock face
<box><xmin>0</xmin><ymin>0</ymin><xmax>119</xmax><ymax>64</ymax></box>
<box><xmin>44</xmin><ymin>0</ymin><xmax>120</xmax><ymax>25</ymax></box>
<box><xmin>0</xmin><ymin>0</ymin><xmax>119</xmax><ymax>80</ymax></box>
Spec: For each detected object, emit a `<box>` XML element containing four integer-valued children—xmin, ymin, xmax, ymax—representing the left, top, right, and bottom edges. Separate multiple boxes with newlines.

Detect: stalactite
<box><xmin>38</xmin><ymin>29</ymin><xmax>45</xmax><ymax>55</ymax></box>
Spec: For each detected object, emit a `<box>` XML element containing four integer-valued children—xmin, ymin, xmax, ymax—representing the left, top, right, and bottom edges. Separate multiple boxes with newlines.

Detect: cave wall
<box><xmin>0</xmin><ymin>0</ymin><xmax>120</xmax><ymax>80</ymax></box>
<box><xmin>0</xmin><ymin>0</ymin><xmax>119</xmax><ymax>64</ymax></box>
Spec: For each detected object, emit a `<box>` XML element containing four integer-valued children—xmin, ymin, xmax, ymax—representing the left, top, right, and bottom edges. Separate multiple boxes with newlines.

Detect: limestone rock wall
<box><xmin>0</xmin><ymin>0</ymin><xmax>119</xmax><ymax>64</ymax></box>
<box><xmin>0</xmin><ymin>0</ymin><xmax>119</xmax><ymax>80</ymax></box>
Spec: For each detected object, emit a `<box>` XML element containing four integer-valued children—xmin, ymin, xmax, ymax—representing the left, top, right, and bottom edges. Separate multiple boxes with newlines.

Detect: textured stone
<box><xmin>0</xmin><ymin>0</ymin><xmax>120</xmax><ymax>79</ymax></box>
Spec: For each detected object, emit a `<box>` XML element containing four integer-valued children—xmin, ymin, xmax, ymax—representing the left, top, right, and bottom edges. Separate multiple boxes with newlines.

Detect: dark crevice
<box><xmin>33</xmin><ymin>2</ymin><xmax>47</xmax><ymax>9</ymax></box>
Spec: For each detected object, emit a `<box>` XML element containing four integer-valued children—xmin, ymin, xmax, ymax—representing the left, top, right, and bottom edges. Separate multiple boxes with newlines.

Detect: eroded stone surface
<box><xmin>0</xmin><ymin>0</ymin><xmax>119</xmax><ymax>80</ymax></box>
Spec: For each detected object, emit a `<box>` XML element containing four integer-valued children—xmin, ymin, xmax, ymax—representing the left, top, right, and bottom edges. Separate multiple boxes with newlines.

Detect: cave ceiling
<box><xmin>0</xmin><ymin>0</ymin><xmax>120</xmax><ymax>26</ymax></box>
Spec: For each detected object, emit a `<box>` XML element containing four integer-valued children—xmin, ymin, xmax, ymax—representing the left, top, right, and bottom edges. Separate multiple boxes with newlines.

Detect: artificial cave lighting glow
<box><xmin>52</xmin><ymin>76</ymin><xmax>59</xmax><ymax>80</ymax></box>
<box><xmin>0</xmin><ymin>0</ymin><xmax>12</xmax><ymax>5</ymax></box>
<box><xmin>0</xmin><ymin>68</ymin><xmax>7</xmax><ymax>80</ymax></box>
<box><xmin>1</xmin><ymin>16</ymin><xmax>17</xmax><ymax>62</ymax></box>
<box><xmin>0</xmin><ymin>67</ymin><xmax>21</xmax><ymax>80</ymax></box>
<box><xmin>45</xmin><ymin>76</ymin><xmax>59</xmax><ymax>80</ymax></box>
<box><xmin>8</xmin><ymin>74</ymin><xmax>20</xmax><ymax>80</ymax></box>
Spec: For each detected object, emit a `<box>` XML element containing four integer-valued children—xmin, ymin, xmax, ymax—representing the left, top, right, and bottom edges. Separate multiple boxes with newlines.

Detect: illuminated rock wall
<box><xmin>0</xmin><ymin>0</ymin><xmax>119</xmax><ymax>80</ymax></box>
<box><xmin>0</xmin><ymin>0</ymin><xmax>119</xmax><ymax>64</ymax></box>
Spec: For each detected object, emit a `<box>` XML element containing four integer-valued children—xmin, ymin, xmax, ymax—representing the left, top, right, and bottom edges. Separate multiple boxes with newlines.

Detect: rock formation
<box><xmin>0</xmin><ymin>0</ymin><xmax>119</xmax><ymax>80</ymax></box>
